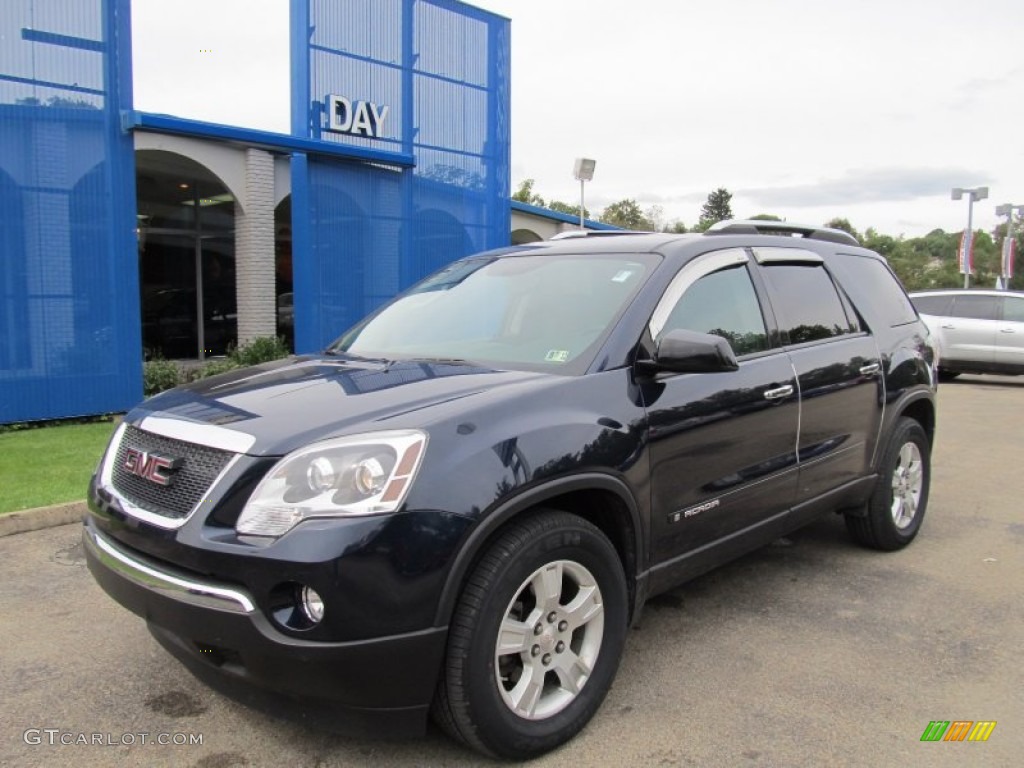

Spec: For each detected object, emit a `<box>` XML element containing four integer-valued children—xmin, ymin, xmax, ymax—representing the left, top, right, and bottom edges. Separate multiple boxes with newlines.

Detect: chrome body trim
<box><xmin>83</xmin><ymin>525</ymin><xmax>255</xmax><ymax>614</ymax></box>
<box><xmin>137</xmin><ymin>415</ymin><xmax>256</xmax><ymax>454</ymax></box>
<box><xmin>99</xmin><ymin>422</ymin><xmax>242</xmax><ymax>530</ymax></box>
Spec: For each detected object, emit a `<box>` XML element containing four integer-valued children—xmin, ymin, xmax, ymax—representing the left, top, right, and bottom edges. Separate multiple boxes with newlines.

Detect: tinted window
<box><xmin>762</xmin><ymin>264</ymin><xmax>853</xmax><ymax>345</ymax></box>
<box><xmin>1001</xmin><ymin>296</ymin><xmax>1024</xmax><ymax>323</ymax></box>
<box><xmin>911</xmin><ymin>294</ymin><xmax>954</xmax><ymax>316</ymax></box>
<box><xmin>829</xmin><ymin>254</ymin><xmax>918</xmax><ymax>327</ymax></box>
<box><xmin>660</xmin><ymin>265</ymin><xmax>769</xmax><ymax>356</ymax></box>
<box><xmin>950</xmin><ymin>295</ymin><xmax>999</xmax><ymax>321</ymax></box>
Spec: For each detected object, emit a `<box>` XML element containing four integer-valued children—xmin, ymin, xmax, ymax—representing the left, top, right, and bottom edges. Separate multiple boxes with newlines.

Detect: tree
<box><xmin>663</xmin><ymin>219</ymin><xmax>688</xmax><ymax>233</ymax></box>
<box><xmin>697</xmin><ymin>188</ymin><xmax>733</xmax><ymax>230</ymax></box>
<box><xmin>646</xmin><ymin>205</ymin><xmax>665</xmax><ymax>232</ymax></box>
<box><xmin>749</xmin><ymin>214</ymin><xmax>782</xmax><ymax>222</ymax></box>
<box><xmin>547</xmin><ymin>199</ymin><xmax>590</xmax><ymax>220</ymax></box>
<box><xmin>823</xmin><ymin>217</ymin><xmax>861</xmax><ymax>242</ymax></box>
<box><xmin>600</xmin><ymin>199</ymin><xmax>656</xmax><ymax>230</ymax></box>
<box><xmin>423</xmin><ymin>164</ymin><xmax>483</xmax><ymax>190</ymax></box>
<box><xmin>512</xmin><ymin>179</ymin><xmax>545</xmax><ymax>207</ymax></box>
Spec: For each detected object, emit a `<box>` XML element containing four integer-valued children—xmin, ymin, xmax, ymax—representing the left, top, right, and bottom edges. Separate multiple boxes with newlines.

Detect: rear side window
<box><xmin>828</xmin><ymin>254</ymin><xmax>918</xmax><ymax>327</ymax></box>
<box><xmin>911</xmin><ymin>294</ymin><xmax>954</xmax><ymax>316</ymax></box>
<box><xmin>761</xmin><ymin>264</ymin><xmax>855</xmax><ymax>345</ymax></box>
<box><xmin>951</xmin><ymin>295</ymin><xmax>999</xmax><ymax>321</ymax></box>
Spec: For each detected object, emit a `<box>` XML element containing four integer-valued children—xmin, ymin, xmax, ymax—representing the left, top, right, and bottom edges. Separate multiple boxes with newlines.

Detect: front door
<box><xmin>641</xmin><ymin>249</ymin><xmax>800</xmax><ymax>575</ymax></box>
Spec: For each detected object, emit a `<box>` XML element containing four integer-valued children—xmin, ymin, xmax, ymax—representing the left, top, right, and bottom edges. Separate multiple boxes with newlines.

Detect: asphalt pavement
<box><xmin>1</xmin><ymin>375</ymin><xmax>1021</xmax><ymax>767</ymax></box>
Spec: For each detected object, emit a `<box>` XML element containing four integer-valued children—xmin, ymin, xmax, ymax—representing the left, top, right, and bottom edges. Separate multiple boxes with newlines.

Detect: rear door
<box><xmin>995</xmin><ymin>294</ymin><xmax>1024</xmax><ymax>372</ymax></box>
<box><xmin>753</xmin><ymin>248</ymin><xmax>883</xmax><ymax>502</ymax></box>
<box><xmin>943</xmin><ymin>294</ymin><xmax>999</xmax><ymax>366</ymax></box>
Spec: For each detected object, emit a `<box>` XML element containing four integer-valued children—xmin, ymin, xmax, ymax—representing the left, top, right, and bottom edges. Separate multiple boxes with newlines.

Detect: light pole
<box><xmin>994</xmin><ymin>203</ymin><xmax>1023</xmax><ymax>290</ymax></box>
<box><xmin>573</xmin><ymin>158</ymin><xmax>596</xmax><ymax>230</ymax></box>
<box><xmin>951</xmin><ymin>186</ymin><xmax>988</xmax><ymax>289</ymax></box>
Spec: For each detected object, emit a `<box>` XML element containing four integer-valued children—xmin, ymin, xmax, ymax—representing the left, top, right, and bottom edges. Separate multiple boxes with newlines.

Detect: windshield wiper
<box><xmin>322</xmin><ymin>350</ymin><xmax>399</xmax><ymax>369</ymax></box>
<box><xmin>403</xmin><ymin>356</ymin><xmax>475</xmax><ymax>366</ymax></box>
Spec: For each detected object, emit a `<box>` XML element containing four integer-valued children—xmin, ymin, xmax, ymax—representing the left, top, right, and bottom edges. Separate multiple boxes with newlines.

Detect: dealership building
<box><xmin>0</xmin><ymin>0</ymin><xmax>612</xmax><ymax>424</ymax></box>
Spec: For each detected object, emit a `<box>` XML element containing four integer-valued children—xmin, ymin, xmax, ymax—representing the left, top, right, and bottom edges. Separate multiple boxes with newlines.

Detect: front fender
<box><xmin>430</xmin><ymin>472</ymin><xmax>645</xmax><ymax>627</ymax></box>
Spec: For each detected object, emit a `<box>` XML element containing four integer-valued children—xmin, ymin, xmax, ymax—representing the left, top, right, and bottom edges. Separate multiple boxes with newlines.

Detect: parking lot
<box><xmin>1</xmin><ymin>375</ymin><xmax>1021</xmax><ymax>768</ymax></box>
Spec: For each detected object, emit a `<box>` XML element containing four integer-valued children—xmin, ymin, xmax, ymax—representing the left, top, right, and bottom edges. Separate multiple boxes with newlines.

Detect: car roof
<box><xmin>909</xmin><ymin>289</ymin><xmax>1024</xmax><ymax>298</ymax></box>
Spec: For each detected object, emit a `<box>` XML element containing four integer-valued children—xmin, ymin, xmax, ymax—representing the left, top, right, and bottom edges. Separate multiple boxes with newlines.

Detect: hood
<box><xmin>128</xmin><ymin>356</ymin><xmax>549</xmax><ymax>456</ymax></box>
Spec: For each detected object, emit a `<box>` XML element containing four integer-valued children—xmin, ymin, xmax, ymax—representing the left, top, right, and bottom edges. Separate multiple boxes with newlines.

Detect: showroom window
<box><xmin>136</xmin><ymin>152</ymin><xmax>236</xmax><ymax>360</ymax></box>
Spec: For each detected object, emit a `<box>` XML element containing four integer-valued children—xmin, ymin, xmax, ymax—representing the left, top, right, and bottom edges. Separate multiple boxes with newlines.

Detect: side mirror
<box><xmin>639</xmin><ymin>329</ymin><xmax>739</xmax><ymax>374</ymax></box>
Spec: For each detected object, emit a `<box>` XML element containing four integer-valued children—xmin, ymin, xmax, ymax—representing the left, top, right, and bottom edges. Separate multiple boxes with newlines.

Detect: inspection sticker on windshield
<box><xmin>545</xmin><ymin>349</ymin><xmax>570</xmax><ymax>363</ymax></box>
<box><xmin>611</xmin><ymin>269</ymin><xmax>635</xmax><ymax>283</ymax></box>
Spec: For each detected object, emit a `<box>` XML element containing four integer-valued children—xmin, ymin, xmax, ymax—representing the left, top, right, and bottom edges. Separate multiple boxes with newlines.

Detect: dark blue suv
<box><xmin>84</xmin><ymin>221</ymin><xmax>937</xmax><ymax>759</ymax></box>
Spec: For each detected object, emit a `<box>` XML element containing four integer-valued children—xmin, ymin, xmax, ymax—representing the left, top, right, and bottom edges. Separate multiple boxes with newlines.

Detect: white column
<box><xmin>235</xmin><ymin>148</ymin><xmax>277</xmax><ymax>344</ymax></box>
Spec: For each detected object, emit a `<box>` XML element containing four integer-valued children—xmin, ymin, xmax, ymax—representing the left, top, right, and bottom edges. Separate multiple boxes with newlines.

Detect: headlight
<box><xmin>236</xmin><ymin>430</ymin><xmax>428</xmax><ymax>537</ymax></box>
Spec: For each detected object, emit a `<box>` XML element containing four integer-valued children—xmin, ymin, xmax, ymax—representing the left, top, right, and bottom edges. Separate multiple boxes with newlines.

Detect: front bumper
<box><xmin>83</xmin><ymin>520</ymin><xmax>447</xmax><ymax>735</ymax></box>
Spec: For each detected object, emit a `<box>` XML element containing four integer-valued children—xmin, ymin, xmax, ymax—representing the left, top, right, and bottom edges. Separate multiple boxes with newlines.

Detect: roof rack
<box><xmin>705</xmin><ymin>219</ymin><xmax>860</xmax><ymax>246</ymax></box>
<box><xmin>549</xmin><ymin>229</ymin><xmax>650</xmax><ymax>240</ymax></box>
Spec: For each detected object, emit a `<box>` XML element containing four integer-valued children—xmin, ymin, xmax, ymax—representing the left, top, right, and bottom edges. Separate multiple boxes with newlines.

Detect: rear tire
<box><xmin>845</xmin><ymin>417</ymin><xmax>930</xmax><ymax>551</ymax></box>
<box><xmin>432</xmin><ymin>510</ymin><xmax>627</xmax><ymax>759</ymax></box>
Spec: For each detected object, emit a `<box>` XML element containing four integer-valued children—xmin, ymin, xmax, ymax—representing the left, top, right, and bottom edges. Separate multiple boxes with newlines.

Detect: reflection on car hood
<box><xmin>127</xmin><ymin>356</ymin><xmax>547</xmax><ymax>456</ymax></box>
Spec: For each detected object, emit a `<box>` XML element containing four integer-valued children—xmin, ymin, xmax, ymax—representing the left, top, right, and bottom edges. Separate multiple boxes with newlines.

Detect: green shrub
<box><xmin>141</xmin><ymin>337</ymin><xmax>289</xmax><ymax>397</ymax></box>
<box><xmin>228</xmin><ymin>336</ymin><xmax>290</xmax><ymax>367</ymax></box>
<box><xmin>143</xmin><ymin>358</ymin><xmax>182</xmax><ymax>396</ymax></box>
<box><xmin>198</xmin><ymin>358</ymin><xmax>239</xmax><ymax>379</ymax></box>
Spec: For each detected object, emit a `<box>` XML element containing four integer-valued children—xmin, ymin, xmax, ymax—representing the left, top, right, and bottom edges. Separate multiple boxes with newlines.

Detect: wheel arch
<box><xmin>433</xmin><ymin>474</ymin><xmax>645</xmax><ymax>628</ymax></box>
<box><xmin>892</xmin><ymin>392</ymin><xmax>936</xmax><ymax>452</ymax></box>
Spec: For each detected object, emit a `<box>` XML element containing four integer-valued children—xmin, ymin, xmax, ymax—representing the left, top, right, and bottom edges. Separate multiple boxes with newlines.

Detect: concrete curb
<box><xmin>0</xmin><ymin>501</ymin><xmax>86</xmax><ymax>537</ymax></box>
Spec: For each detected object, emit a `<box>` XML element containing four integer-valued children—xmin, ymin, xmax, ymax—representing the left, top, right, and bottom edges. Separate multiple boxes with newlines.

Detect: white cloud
<box><xmin>131</xmin><ymin>0</ymin><xmax>1024</xmax><ymax>237</ymax></box>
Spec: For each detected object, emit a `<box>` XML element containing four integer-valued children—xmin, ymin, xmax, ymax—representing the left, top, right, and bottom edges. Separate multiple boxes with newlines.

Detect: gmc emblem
<box><xmin>123</xmin><ymin>448</ymin><xmax>181</xmax><ymax>487</ymax></box>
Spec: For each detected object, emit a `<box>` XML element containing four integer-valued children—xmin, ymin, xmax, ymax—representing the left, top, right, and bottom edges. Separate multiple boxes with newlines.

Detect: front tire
<box><xmin>845</xmin><ymin>417</ymin><xmax>930</xmax><ymax>550</ymax></box>
<box><xmin>433</xmin><ymin>510</ymin><xmax>627</xmax><ymax>759</ymax></box>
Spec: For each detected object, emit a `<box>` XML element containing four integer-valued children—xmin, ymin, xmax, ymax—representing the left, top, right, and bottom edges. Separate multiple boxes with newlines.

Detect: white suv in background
<box><xmin>909</xmin><ymin>289</ymin><xmax>1024</xmax><ymax>380</ymax></box>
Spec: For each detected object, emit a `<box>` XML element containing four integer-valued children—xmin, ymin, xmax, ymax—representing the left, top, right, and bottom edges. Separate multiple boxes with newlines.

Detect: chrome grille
<box><xmin>111</xmin><ymin>425</ymin><xmax>234</xmax><ymax>520</ymax></box>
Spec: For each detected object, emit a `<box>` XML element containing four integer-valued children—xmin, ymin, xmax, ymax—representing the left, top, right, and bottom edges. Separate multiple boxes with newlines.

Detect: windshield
<box><xmin>330</xmin><ymin>252</ymin><xmax>659</xmax><ymax>373</ymax></box>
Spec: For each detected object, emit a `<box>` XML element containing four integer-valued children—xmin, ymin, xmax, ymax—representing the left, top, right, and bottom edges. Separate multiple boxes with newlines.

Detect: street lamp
<box><xmin>573</xmin><ymin>158</ymin><xmax>596</xmax><ymax>230</ymax></box>
<box><xmin>951</xmin><ymin>186</ymin><xmax>988</xmax><ymax>289</ymax></box>
<box><xmin>994</xmin><ymin>203</ymin><xmax>1023</xmax><ymax>289</ymax></box>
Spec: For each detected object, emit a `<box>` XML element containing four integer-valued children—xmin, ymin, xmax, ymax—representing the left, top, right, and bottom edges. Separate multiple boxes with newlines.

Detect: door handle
<box><xmin>763</xmin><ymin>384</ymin><xmax>794</xmax><ymax>401</ymax></box>
<box><xmin>1000</xmin><ymin>328</ymin><xmax>1016</xmax><ymax>334</ymax></box>
<box><xmin>859</xmin><ymin>363</ymin><xmax>881</xmax><ymax>376</ymax></box>
<box><xmin>941</xmin><ymin>324</ymin><xmax>955</xmax><ymax>329</ymax></box>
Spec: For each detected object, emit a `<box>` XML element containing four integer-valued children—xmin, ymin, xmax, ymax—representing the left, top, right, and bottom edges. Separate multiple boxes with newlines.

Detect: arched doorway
<box><xmin>136</xmin><ymin>150</ymin><xmax>237</xmax><ymax>360</ymax></box>
<box><xmin>511</xmin><ymin>228</ymin><xmax>542</xmax><ymax>245</ymax></box>
<box><xmin>274</xmin><ymin>196</ymin><xmax>293</xmax><ymax>350</ymax></box>
<box><xmin>412</xmin><ymin>208</ymin><xmax>472</xmax><ymax>283</ymax></box>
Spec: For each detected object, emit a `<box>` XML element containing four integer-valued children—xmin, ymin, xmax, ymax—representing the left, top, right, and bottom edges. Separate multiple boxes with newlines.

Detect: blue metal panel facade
<box><xmin>291</xmin><ymin>0</ymin><xmax>510</xmax><ymax>351</ymax></box>
<box><xmin>0</xmin><ymin>0</ymin><xmax>139</xmax><ymax>422</ymax></box>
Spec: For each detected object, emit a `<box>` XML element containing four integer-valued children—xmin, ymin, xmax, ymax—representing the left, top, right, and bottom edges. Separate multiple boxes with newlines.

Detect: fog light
<box><xmin>300</xmin><ymin>586</ymin><xmax>325</xmax><ymax>623</ymax></box>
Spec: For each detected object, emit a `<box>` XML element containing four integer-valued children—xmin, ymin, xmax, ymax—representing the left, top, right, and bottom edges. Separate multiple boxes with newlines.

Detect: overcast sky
<box><xmin>131</xmin><ymin>0</ymin><xmax>1024</xmax><ymax>237</ymax></box>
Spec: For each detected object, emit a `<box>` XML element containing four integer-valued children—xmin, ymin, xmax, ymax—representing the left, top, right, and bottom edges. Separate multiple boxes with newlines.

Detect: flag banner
<box><xmin>1002</xmin><ymin>236</ymin><xmax>1015</xmax><ymax>280</ymax></box>
<box><xmin>958</xmin><ymin>230</ymin><xmax>974</xmax><ymax>275</ymax></box>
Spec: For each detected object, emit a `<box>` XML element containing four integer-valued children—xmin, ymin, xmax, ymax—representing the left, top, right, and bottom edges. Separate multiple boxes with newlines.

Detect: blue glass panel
<box><xmin>0</xmin><ymin>0</ymin><xmax>140</xmax><ymax>423</ymax></box>
<box><xmin>296</xmin><ymin>159</ymin><xmax>403</xmax><ymax>349</ymax></box>
<box><xmin>295</xmin><ymin>0</ymin><xmax>510</xmax><ymax>354</ymax></box>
